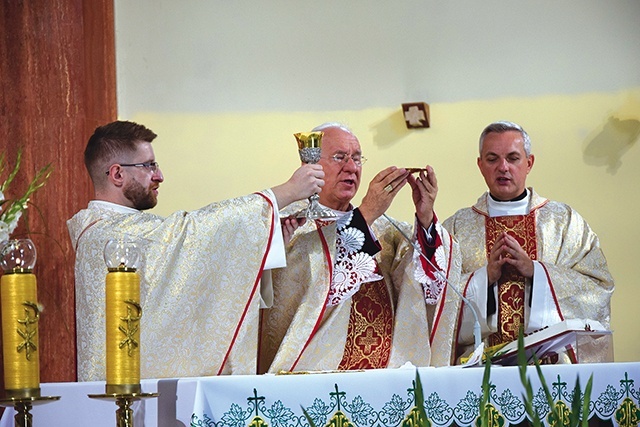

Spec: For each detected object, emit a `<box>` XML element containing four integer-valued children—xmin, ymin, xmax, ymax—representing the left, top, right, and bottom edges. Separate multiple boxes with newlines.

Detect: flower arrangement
<box><xmin>0</xmin><ymin>149</ymin><xmax>53</xmax><ymax>242</ymax></box>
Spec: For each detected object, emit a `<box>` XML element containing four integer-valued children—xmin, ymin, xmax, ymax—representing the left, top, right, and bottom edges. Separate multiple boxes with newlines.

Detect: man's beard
<box><xmin>123</xmin><ymin>178</ymin><xmax>157</xmax><ymax>210</ymax></box>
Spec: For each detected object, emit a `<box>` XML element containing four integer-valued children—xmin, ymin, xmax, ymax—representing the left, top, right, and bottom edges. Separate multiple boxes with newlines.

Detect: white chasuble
<box><xmin>443</xmin><ymin>188</ymin><xmax>614</xmax><ymax>362</ymax></box>
<box><xmin>259</xmin><ymin>201</ymin><xmax>460</xmax><ymax>373</ymax></box>
<box><xmin>68</xmin><ymin>193</ymin><xmax>276</xmax><ymax>381</ymax></box>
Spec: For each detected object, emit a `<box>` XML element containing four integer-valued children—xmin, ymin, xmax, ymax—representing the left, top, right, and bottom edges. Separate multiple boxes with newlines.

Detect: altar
<box><xmin>1</xmin><ymin>362</ymin><xmax>638</xmax><ymax>426</ymax></box>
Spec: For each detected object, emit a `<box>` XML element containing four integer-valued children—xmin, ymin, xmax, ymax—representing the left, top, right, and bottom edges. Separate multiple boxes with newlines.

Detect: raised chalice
<box><xmin>294</xmin><ymin>131</ymin><xmax>336</xmax><ymax>220</ymax></box>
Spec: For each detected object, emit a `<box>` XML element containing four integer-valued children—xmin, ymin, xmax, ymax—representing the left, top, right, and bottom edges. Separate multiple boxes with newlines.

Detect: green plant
<box><xmin>0</xmin><ymin>149</ymin><xmax>53</xmax><ymax>242</ymax></box>
<box><xmin>301</xmin><ymin>405</ymin><xmax>317</xmax><ymax>427</ymax></box>
<box><xmin>515</xmin><ymin>332</ymin><xmax>593</xmax><ymax>427</ymax></box>
<box><xmin>301</xmin><ymin>331</ymin><xmax>592</xmax><ymax>427</ymax></box>
<box><xmin>414</xmin><ymin>368</ymin><xmax>429</xmax><ymax>426</ymax></box>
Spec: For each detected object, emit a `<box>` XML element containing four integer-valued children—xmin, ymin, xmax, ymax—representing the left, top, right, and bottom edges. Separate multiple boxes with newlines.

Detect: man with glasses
<box><xmin>68</xmin><ymin>120</ymin><xmax>324</xmax><ymax>381</ymax></box>
<box><xmin>259</xmin><ymin>122</ymin><xmax>460</xmax><ymax>373</ymax></box>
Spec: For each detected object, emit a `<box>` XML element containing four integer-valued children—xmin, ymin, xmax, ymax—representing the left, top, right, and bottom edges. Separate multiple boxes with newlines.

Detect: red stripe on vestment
<box><xmin>429</xmin><ymin>230</ymin><xmax>454</xmax><ymax>346</ymax></box>
<box><xmin>218</xmin><ymin>193</ymin><xmax>275</xmax><ymax>375</ymax></box>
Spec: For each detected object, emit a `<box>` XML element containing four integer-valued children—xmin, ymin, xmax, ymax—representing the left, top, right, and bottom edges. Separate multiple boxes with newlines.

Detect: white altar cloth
<box><xmin>1</xmin><ymin>362</ymin><xmax>638</xmax><ymax>426</ymax></box>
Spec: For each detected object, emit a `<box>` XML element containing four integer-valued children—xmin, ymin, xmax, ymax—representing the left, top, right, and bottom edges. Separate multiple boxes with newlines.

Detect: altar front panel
<box><xmin>191</xmin><ymin>363</ymin><xmax>639</xmax><ymax>427</ymax></box>
<box><xmin>1</xmin><ymin>362</ymin><xmax>638</xmax><ymax>427</ymax></box>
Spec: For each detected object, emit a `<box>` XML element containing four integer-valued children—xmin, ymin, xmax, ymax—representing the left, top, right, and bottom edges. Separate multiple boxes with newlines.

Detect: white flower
<box><xmin>0</xmin><ymin>150</ymin><xmax>52</xmax><ymax>242</ymax></box>
<box><xmin>0</xmin><ymin>222</ymin><xmax>9</xmax><ymax>243</ymax></box>
<box><xmin>7</xmin><ymin>211</ymin><xmax>21</xmax><ymax>233</ymax></box>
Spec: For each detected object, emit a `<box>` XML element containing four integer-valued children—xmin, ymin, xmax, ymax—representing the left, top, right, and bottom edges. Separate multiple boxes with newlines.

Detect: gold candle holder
<box><xmin>88</xmin><ymin>239</ymin><xmax>157</xmax><ymax>427</ymax></box>
<box><xmin>0</xmin><ymin>239</ymin><xmax>59</xmax><ymax>427</ymax></box>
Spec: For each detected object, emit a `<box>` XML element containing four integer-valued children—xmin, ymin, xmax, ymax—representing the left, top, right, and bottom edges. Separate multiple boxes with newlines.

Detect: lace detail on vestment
<box><xmin>327</xmin><ymin>211</ymin><xmax>383</xmax><ymax>307</ymax></box>
<box><xmin>413</xmin><ymin>221</ymin><xmax>447</xmax><ymax>304</ymax></box>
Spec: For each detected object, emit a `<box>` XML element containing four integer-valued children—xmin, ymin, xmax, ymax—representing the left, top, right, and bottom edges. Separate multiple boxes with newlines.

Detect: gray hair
<box><xmin>311</xmin><ymin>122</ymin><xmax>354</xmax><ymax>135</ymax></box>
<box><xmin>479</xmin><ymin>121</ymin><xmax>532</xmax><ymax>156</ymax></box>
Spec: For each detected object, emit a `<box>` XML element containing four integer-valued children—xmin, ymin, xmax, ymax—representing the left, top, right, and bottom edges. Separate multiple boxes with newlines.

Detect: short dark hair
<box><xmin>84</xmin><ymin>121</ymin><xmax>157</xmax><ymax>183</ymax></box>
<box><xmin>479</xmin><ymin>121</ymin><xmax>531</xmax><ymax>156</ymax></box>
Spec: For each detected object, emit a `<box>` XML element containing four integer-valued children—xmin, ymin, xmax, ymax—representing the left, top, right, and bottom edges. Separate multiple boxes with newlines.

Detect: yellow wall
<box><xmin>133</xmin><ymin>88</ymin><xmax>640</xmax><ymax>362</ymax></box>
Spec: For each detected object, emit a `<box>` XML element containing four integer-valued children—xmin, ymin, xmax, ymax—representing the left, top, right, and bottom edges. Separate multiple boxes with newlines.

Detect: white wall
<box><xmin>115</xmin><ymin>1</ymin><xmax>640</xmax><ymax>113</ymax></box>
<box><xmin>114</xmin><ymin>0</ymin><xmax>640</xmax><ymax>362</ymax></box>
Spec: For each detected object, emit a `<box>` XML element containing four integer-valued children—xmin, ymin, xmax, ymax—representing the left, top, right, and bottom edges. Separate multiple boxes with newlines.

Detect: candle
<box><xmin>105</xmin><ymin>269</ymin><xmax>141</xmax><ymax>394</ymax></box>
<box><xmin>0</xmin><ymin>239</ymin><xmax>41</xmax><ymax>398</ymax></box>
<box><xmin>103</xmin><ymin>238</ymin><xmax>142</xmax><ymax>395</ymax></box>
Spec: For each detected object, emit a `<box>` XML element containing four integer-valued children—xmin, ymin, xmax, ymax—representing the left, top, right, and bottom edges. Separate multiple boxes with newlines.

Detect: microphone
<box><xmin>382</xmin><ymin>214</ymin><xmax>483</xmax><ymax>360</ymax></box>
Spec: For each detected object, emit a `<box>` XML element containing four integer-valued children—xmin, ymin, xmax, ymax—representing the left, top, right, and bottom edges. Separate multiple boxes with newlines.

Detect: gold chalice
<box><xmin>294</xmin><ymin>131</ymin><xmax>336</xmax><ymax>221</ymax></box>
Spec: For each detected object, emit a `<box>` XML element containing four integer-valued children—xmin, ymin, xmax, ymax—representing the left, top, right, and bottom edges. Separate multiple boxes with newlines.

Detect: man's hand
<box><xmin>487</xmin><ymin>232</ymin><xmax>535</xmax><ymax>284</ymax></box>
<box><xmin>271</xmin><ymin>164</ymin><xmax>324</xmax><ymax>208</ymax></box>
<box><xmin>281</xmin><ymin>215</ymin><xmax>305</xmax><ymax>245</ymax></box>
<box><xmin>359</xmin><ymin>166</ymin><xmax>409</xmax><ymax>225</ymax></box>
<box><xmin>407</xmin><ymin>165</ymin><xmax>437</xmax><ymax>227</ymax></box>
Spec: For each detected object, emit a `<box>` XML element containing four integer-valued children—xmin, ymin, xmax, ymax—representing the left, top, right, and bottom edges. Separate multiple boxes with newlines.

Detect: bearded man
<box><xmin>68</xmin><ymin>120</ymin><xmax>324</xmax><ymax>380</ymax></box>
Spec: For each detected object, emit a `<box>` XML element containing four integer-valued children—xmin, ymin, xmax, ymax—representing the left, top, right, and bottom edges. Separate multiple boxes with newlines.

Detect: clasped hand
<box><xmin>487</xmin><ymin>232</ymin><xmax>534</xmax><ymax>284</ymax></box>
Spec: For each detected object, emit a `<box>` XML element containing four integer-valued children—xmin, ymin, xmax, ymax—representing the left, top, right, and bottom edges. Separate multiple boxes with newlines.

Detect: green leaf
<box><xmin>415</xmin><ymin>369</ymin><xmax>429</xmax><ymax>426</ymax></box>
<box><xmin>479</xmin><ymin>357</ymin><xmax>492</xmax><ymax>427</ymax></box>
<box><xmin>301</xmin><ymin>405</ymin><xmax>317</xmax><ymax>427</ymax></box>
<box><xmin>581</xmin><ymin>375</ymin><xmax>593</xmax><ymax>427</ymax></box>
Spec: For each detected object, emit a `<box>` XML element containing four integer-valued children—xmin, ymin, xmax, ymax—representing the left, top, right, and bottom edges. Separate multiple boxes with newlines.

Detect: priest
<box><xmin>68</xmin><ymin>120</ymin><xmax>324</xmax><ymax>381</ymax></box>
<box><xmin>259</xmin><ymin>123</ymin><xmax>461</xmax><ymax>373</ymax></box>
<box><xmin>443</xmin><ymin>121</ymin><xmax>614</xmax><ymax>363</ymax></box>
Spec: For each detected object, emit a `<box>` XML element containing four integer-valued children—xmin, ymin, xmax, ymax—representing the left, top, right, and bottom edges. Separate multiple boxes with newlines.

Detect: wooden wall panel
<box><xmin>0</xmin><ymin>0</ymin><xmax>116</xmax><ymax>386</ymax></box>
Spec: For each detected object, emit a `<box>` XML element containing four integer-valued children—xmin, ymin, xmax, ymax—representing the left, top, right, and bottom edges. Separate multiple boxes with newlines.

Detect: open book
<box><xmin>490</xmin><ymin>318</ymin><xmax>612</xmax><ymax>365</ymax></box>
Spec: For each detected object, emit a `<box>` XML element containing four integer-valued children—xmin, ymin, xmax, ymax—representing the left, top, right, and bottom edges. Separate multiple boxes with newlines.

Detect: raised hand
<box><xmin>407</xmin><ymin>165</ymin><xmax>437</xmax><ymax>227</ymax></box>
<box><xmin>271</xmin><ymin>164</ymin><xmax>324</xmax><ymax>208</ymax></box>
<box><xmin>358</xmin><ymin>166</ymin><xmax>409</xmax><ymax>225</ymax></box>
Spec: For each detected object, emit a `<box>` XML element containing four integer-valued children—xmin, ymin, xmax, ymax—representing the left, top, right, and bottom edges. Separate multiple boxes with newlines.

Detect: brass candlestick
<box><xmin>294</xmin><ymin>131</ymin><xmax>337</xmax><ymax>221</ymax></box>
<box><xmin>0</xmin><ymin>239</ymin><xmax>59</xmax><ymax>427</ymax></box>
<box><xmin>0</xmin><ymin>397</ymin><xmax>61</xmax><ymax>427</ymax></box>
<box><xmin>88</xmin><ymin>239</ymin><xmax>157</xmax><ymax>427</ymax></box>
<box><xmin>87</xmin><ymin>392</ymin><xmax>158</xmax><ymax>427</ymax></box>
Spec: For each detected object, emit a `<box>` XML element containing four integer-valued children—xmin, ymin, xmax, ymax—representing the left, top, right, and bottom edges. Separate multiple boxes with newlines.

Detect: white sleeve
<box><xmin>527</xmin><ymin>261</ymin><xmax>562</xmax><ymax>331</ymax></box>
<box><xmin>258</xmin><ymin>189</ymin><xmax>284</xmax><ymax>309</ymax></box>
<box><xmin>261</xmin><ymin>189</ymin><xmax>286</xmax><ymax>270</ymax></box>
<box><xmin>458</xmin><ymin>266</ymin><xmax>495</xmax><ymax>344</ymax></box>
<box><xmin>259</xmin><ymin>270</ymin><xmax>274</xmax><ymax>308</ymax></box>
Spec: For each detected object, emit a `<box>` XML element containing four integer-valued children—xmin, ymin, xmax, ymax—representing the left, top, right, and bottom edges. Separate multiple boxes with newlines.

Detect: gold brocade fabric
<box><xmin>443</xmin><ymin>188</ymin><xmax>614</xmax><ymax>362</ymax></box>
<box><xmin>68</xmin><ymin>194</ymin><xmax>275</xmax><ymax>381</ymax></box>
<box><xmin>338</xmin><ymin>276</ymin><xmax>393</xmax><ymax>370</ymax></box>
<box><xmin>485</xmin><ymin>214</ymin><xmax>537</xmax><ymax>346</ymax></box>
<box><xmin>259</xmin><ymin>202</ymin><xmax>460</xmax><ymax>373</ymax></box>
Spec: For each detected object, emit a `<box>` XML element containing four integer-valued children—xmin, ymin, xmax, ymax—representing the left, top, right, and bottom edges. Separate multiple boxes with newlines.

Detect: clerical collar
<box><xmin>319</xmin><ymin>203</ymin><xmax>355</xmax><ymax>218</ymax></box>
<box><xmin>486</xmin><ymin>189</ymin><xmax>529</xmax><ymax>217</ymax></box>
<box><xmin>489</xmin><ymin>190</ymin><xmax>527</xmax><ymax>202</ymax></box>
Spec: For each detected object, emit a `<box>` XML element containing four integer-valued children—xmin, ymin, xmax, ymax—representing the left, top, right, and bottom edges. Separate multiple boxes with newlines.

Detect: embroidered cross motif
<box><xmin>486</xmin><ymin>213</ymin><xmax>537</xmax><ymax>346</ymax></box>
<box><xmin>119</xmin><ymin>299</ymin><xmax>142</xmax><ymax>357</ymax></box>
<box><xmin>16</xmin><ymin>301</ymin><xmax>40</xmax><ymax>361</ymax></box>
<box><xmin>355</xmin><ymin>326</ymin><xmax>383</xmax><ymax>355</ymax></box>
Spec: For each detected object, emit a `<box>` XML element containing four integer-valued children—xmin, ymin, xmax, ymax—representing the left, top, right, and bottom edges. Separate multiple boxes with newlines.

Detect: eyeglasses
<box><xmin>105</xmin><ymin>162</ymin><xmax>160</xmax><ymax>175</ymax></box>
<box><xmin>327</xmin><ymin>153</ymin><xmax>367</xmax><ymax>166</ymax></box>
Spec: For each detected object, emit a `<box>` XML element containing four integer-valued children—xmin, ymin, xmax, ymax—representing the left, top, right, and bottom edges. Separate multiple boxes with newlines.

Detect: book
<box><xmin>490</xmin><ymin>318</ymin><xmax>612</xmax><ymax>365</ymax></box>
